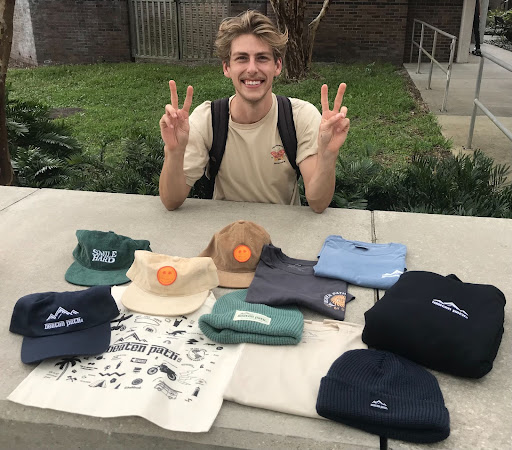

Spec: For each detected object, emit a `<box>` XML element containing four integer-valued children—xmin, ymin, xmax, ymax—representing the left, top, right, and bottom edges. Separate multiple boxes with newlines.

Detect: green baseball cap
<box><xmin>65</xmin><ymin>230</ymin><xmax>152</xmax><ymax>286</ymax></box>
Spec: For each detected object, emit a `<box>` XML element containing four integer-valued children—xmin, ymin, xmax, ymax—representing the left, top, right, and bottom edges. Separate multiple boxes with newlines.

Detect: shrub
<box><xmin>7</xmin><ymin>91</ymin><xmax>511</xmax><ymax>218</ymax></box>
<box><xmin>488</xmin><ymin>8</ymin><xmax>512</xmax><ymax>41</ymax></box>
<box><xmin>366</xmin><ymin>151</ymin><xmax>512</xmax><ymax>218</ymax></box>
<box><xmin>504</xmin><ymin>10</ymin><xmax>512</xmax><ymax>42</ymax></box>
<box><xmin>78</xmin><ymin>135</ymin><xmax>164</xmax><ymax>195</ymax></box>
<box><xmin>301</xmin><ymin>149</ymin><xmax>512</xmax><ymax>218</ymax></box>
<box><xmin>7</xmin><ymin>90</ymin><xmax>164</xmax><ymax>194</ymax></box>
<box><xmin>7</xmin><ymin>89</ymin><xmax>85</xmax><ymax>188</ymax></box>
<box><xmin>329</xmin><ymin>149</ymin><xmax>382</xmax><ymax>210</ymax></box>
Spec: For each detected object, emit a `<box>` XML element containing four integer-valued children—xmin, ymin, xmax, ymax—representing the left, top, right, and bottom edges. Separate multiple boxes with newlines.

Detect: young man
<box><xmin>472</xmin><ymin>0</ymin><xmax>482</xmax><ymax>56</ymax></box>
<box><xmin>159</xmin><ymin>10</ymin><xmax>350</xmax><ymax>213</ymax></box>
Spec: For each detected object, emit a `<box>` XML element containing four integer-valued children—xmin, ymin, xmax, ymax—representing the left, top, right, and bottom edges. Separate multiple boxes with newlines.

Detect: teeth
<box><xmin>244</xmin><ymin>80</ymin><xmax>261</xmax><ymax>85</ymax></box>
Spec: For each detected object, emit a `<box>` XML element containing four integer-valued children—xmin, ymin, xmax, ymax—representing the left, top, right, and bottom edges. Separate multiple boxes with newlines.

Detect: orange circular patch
<box><xmin>233</xmin><ymin>244</ymin><xmax>251</xmax><ymax>263</ymax></box>
<box><xmin>157</xmin><ymin>266</ymin><xmax>177</xmax><ymax>286</ymax></box>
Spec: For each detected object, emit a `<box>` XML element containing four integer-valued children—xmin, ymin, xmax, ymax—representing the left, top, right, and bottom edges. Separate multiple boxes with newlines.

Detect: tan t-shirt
<box><xmin>183</xmin><ymin>93</ymin><xmax>321</xmax><ymax>205</ymax></box>
<box><xmin>223</xmin><ymin>320</ymin><xmax>367</xmax><ymax>418</ymax></box>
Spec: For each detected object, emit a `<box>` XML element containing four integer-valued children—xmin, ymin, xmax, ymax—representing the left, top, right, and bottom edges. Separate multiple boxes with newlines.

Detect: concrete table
<box><xmin>0</xmin><ymin>186</ymin><xmax>37</xmax><ymax>210</ymax></box>
<box><xmin>0</xmin><ymin>187</ymin><xmax>510</xmax><ymax>449</ymax></box>
<box><xmin>374</xmin><ymin>211</ymin><xmax>512</xmax><ymax>449</ymax></box>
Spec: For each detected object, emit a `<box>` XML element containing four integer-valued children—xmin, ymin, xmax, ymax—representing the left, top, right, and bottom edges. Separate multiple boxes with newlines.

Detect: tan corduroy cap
<box><xmin>199</xmin><ymin>220</ymin><xmax>271</xmax><ymax>288</ymax></box>
<box><xmin>121</xmin><ymin>251</ymin><xmax>219</xmax><ymax>316</ymax></box>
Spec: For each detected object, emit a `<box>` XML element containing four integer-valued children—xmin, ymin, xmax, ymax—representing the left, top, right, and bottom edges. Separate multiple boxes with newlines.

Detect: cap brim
<box><xmin>65</xmin><ymin>261</ymin><xmax>130</xmax><ymax>286</ymax></box>
<box><xmin>120</xmin><ymin>282</ymin><xmax>209</xmax><ymax>316</ymax></box>
<box><xmin>21</xmin><ymin>322</ymin><xmax>112</xmax><ymax>364</ymax></box>
<box><xmin>217</xmin><ymin>269</ymin><xmax>255</xmax><ymax>288</ymax></box>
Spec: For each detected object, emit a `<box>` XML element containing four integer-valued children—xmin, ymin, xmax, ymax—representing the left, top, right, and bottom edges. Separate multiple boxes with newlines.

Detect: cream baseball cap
<box><xmin>121</xmin><ymin>251</ymin><xmax>219</xmax><ymax>316</ymax></box>
<box><xmin>199</xmin><ymin>220</ymin><xmax>271</xmax><ymax>288</ymax></box>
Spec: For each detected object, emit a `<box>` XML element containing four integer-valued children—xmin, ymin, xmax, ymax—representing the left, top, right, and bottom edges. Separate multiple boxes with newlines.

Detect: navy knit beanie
<box><xmin>316</xmin><ymin>349</ymin><xmax>450</xmax><ymax>443</ymax></box>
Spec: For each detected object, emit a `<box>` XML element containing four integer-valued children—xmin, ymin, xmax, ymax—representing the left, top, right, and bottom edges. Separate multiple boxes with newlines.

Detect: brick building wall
<box><xmin>11</xmin><ymin>0</ymin><xmax>465</xmax><ymax>67</ymax></box>
<box><xmin>404</xmin><ymin>0</ymin><xmax>464</xmax><ymax>63</ymax></box>
<box><xmin>11</xmin><ymin>0</ymin><xmax>131</xmax><ymax>65</ymax></box>
<box><xmin>305</xmin><ymin>0</ymin><xmax>409</xmax><ymax>65</ymax></box>
<box><xmin>230</xmin><ymin>0</ymin><xmax>267</xmax><ymax>15</ymax></box>
<box><xmin>263</xmin><ymin>1</ymin><xmax>408</xmax><ymax>65</ymax></box>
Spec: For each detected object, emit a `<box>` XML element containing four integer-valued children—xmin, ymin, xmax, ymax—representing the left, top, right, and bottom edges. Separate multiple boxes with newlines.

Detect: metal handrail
<box><xmin>410</xmin><ymin>19</ymin><xmax>457</xmax><ymax>112</ymax></box>
<box><xmin>467</xmin><ymin>51</ymin><xmax>512</xmax><ymax>148</ymax></box>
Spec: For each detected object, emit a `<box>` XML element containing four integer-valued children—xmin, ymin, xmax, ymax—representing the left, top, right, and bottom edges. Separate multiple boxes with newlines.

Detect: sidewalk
<box><xmin>404</xmin><ymin>42</ymin><xmax>512</xmax><ymax>169</ymax></box>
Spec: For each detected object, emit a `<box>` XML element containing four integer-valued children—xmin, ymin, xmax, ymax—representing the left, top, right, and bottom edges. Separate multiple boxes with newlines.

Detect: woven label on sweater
<box><xmin>233</xmin><ymin>310</ymin><xmax>271</xmax><ymax>325</ymax></box>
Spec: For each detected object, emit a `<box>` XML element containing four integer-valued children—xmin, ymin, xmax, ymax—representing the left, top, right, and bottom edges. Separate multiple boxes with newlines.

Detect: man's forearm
<box><xmin>159</xmin><ymin>148</ymin><xmax>191</xmax><ymax>210</ymax></box>
<box><xmin>304</xmin><ymin>154</ymin><xmax>337</xmax><ymax>214</ymax></box>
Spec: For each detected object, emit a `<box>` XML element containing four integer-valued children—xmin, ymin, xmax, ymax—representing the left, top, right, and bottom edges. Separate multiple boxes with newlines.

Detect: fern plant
<box><xmin>77</xmin><ymin>134</ymin><xmax>164</xmax><ymax>196</ymax></box>
<box><xmin>369</xmin><ymin>151</ymin><xmax>512</xmax><ymax>217</ymax></box>
<box><xmin>330</xmin><ymin>155</ymin><xmax>382</xmax><ymax>209</ymax></box>
<box><xmin>299</xmin><ymin>146</ymin><xmax>382</xmax><ymax>209</ymax></box>
<box><xmin>7</xmin><ymin>94</ymin><xmax>82</xmax><ymax>159</ymax></box>
<box><xmin>7</xmin><ymin>88</ymin><xmax>84</xmax><ymax>188</ymax></box>
<box><xmin>7</xmin><ymin>85</ymin><xmax>511</xmax><ymax>218</ymax></box>
<box><xmin>11</xmin><ymin>147</ymin><xmax>70</xmax><ymax>188</ymax></box>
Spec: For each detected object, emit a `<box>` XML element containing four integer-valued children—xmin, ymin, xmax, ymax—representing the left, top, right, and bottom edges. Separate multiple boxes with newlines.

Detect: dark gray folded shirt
<box><xmin>245</xmin><ymin>244</ymin><xmax>355</xmax><ymax>321</ymax></box>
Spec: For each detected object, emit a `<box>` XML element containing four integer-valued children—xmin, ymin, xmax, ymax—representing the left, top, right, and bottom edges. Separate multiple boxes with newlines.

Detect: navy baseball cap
<box><xmin>9</xmin><ymin>286</ymin><xmax>119</xmax><ymax>364</ymax></box>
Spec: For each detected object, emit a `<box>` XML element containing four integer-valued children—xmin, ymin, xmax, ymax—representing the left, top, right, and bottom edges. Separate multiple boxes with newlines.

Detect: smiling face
<box><xmin>157</xmin><ymin>266</ymin><xmax>177</xmax><ymax>286</ymax></box>
<box><xmin>233</xmin><ymin>244</ymin><xmax>252</xmax><ymax>263</ymax></box>
<box><xmin>223</xmin><ymin>33</ymin><xmax>282</xmax><ymax>107</ymax></box>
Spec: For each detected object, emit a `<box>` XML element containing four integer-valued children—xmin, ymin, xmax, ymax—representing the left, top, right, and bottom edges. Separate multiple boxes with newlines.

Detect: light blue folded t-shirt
<box><xmin>314</xmin><ymin>235</ymin><xmax>407</xmax><ymax>289</ymax></box>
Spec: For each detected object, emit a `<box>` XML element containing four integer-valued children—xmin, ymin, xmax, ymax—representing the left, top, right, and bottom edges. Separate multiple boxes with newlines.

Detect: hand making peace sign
<box><xmin>159</xmin><ymin>80</ymin><xmax>194</xmax><ymax>152</ymax></box>
<box><xmin>318</xmin><ymin>83</ymin><xmax>350</xmax><ymax>157</ymax></box>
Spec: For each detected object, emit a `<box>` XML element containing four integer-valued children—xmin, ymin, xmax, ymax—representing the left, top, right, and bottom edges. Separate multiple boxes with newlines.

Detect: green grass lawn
<box><xmin>7</xmin><ymin>62</ymin><xmax>450</xmax><ymax>165</ymax></box>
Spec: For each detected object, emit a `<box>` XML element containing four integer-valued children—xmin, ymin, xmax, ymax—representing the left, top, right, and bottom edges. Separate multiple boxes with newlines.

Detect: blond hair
<box><xmin>215</xmin><ymin>10</ymin><xmax>288</xmax><ymax>64</ymax></box>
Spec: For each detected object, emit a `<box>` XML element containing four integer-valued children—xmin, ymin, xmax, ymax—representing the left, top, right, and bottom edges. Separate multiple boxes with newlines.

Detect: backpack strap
<box><xmin>276</xmin><ymin>95</ymin><xmax>300</xmax><ymax>180</ymax></box>
<box><xmin>203</xmin><ymin>97</ymin><xmax>230</xmax><ymax>199</ymax></box>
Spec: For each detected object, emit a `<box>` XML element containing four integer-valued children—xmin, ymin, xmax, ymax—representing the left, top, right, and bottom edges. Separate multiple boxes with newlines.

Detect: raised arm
<box><xmin>299</xmin><ymin>83</ymin><xmax>350</xmax><ymax>214</ymax></box>
<box><xmin>159</xmin><ymin>80</ymin><xmax>194</xmax><ymax>210</ymax></box>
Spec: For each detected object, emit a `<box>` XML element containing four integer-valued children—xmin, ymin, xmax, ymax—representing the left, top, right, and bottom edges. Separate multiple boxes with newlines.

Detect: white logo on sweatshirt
<box><xmin>432</xmin><ymin>299</ymin><xmax>469</xmax><ymax>319</ymax></box>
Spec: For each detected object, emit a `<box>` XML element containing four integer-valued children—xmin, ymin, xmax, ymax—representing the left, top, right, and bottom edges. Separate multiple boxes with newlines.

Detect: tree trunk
<box><xmin>269</xmin><ymin>0</ymin><xmax>331</xmax><ymax>82</ymax></box>
<box><xmin>0</xmin><ymin>0</ymin><xmax>15</xmax><ymax>186</ymax></box>
<box><xmin>270</xmin><ymin>0</ymin><xmax>306</xmax><ymax>81</ymax></box>
<box><xmin>306</xmin><ymin>0</ymin><xmax>331</xmax><ymax>71</ymax></box>
<box><xmin>285</xmin><ymin>30</ymin><xmax>307</xmax><ymax>81</ymax></box>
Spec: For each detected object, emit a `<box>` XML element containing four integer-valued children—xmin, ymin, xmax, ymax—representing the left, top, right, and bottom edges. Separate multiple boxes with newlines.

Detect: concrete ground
<box><xmin>404</xmin><ymin>42</ymin><xmax>512</xmax><ymax>169</ymax></box>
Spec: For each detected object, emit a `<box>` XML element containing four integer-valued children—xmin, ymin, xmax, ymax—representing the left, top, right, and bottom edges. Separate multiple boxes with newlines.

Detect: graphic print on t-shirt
<box><xmin>323</xmin><ymin>292</ymin><xmax>347</xmax><ymax>312</ymax></box>
<box><xmin>270</xmin><ymin>145</ymin><xmax>286</xmax><ymax>164</ymax></box>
